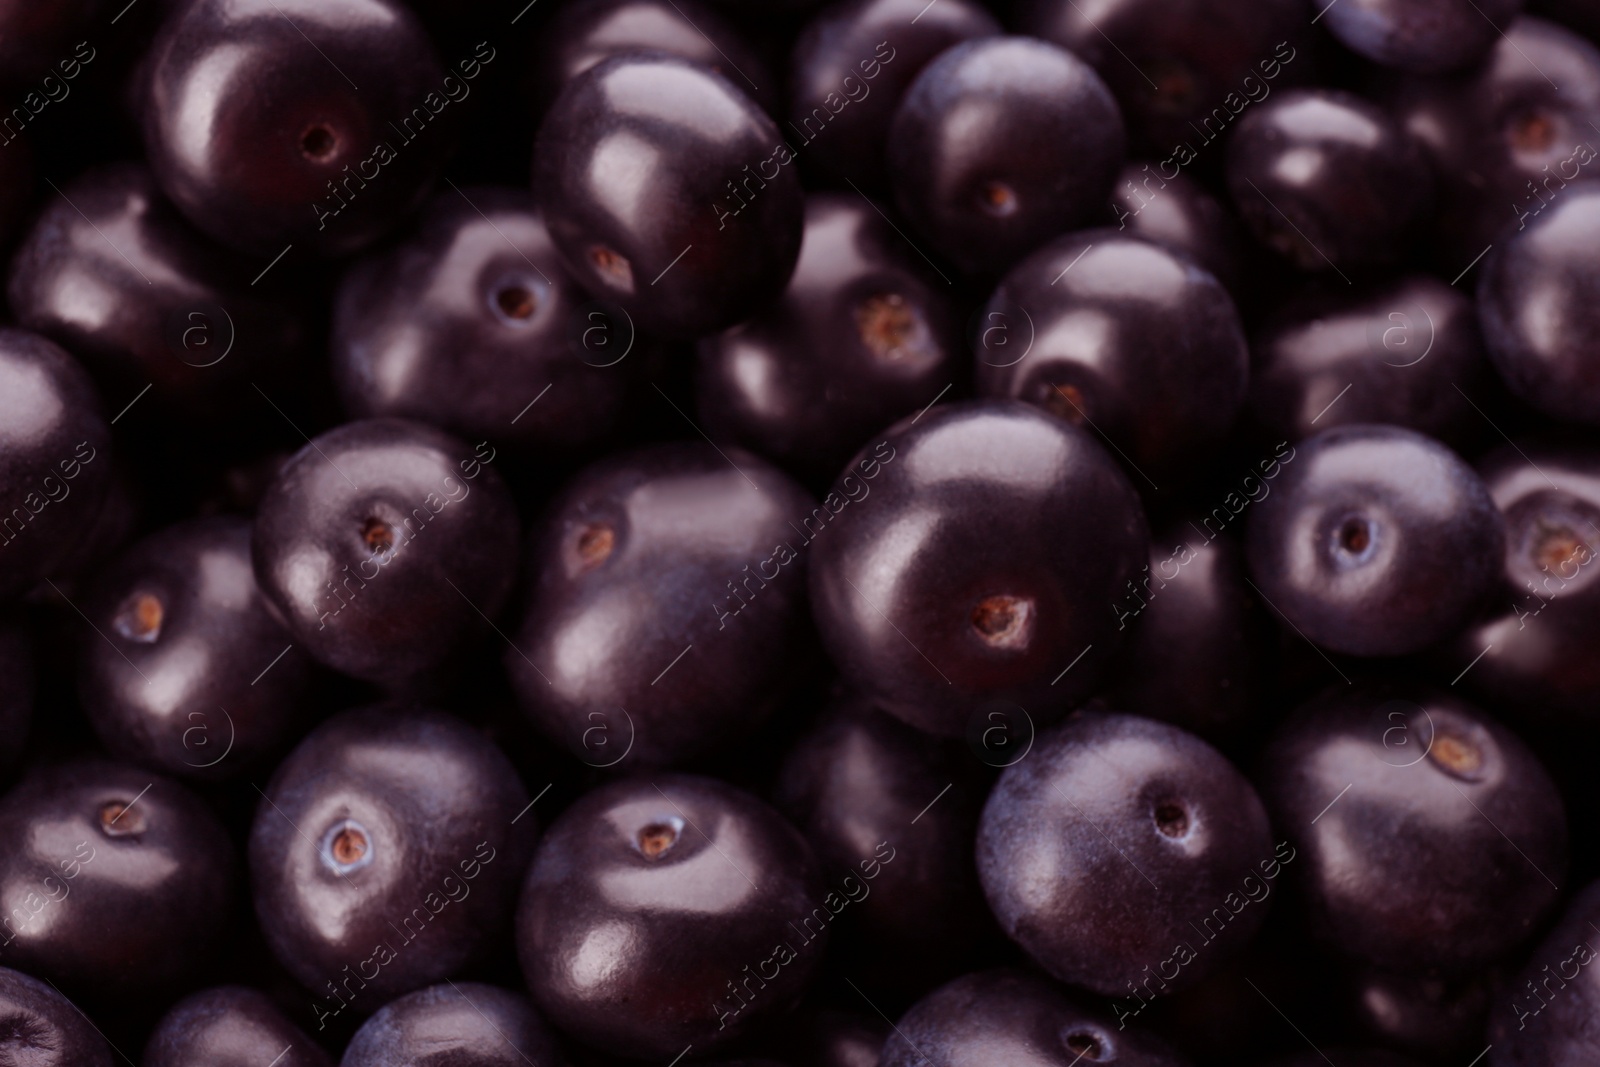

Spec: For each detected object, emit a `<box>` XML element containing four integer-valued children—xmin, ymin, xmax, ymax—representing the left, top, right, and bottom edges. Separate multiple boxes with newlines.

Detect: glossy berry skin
<box><xmin>516</xmin><ymin>774</ymin><xmax>828</xmax><ymax>1059</ymax></box>
<box><xmin>530</xmin><ymin>0</ymin><xmax>773</xmax><ymax>116</ymax></box>
<box><xmin>1245</xmin><ymin>424</ymin><xmax>1504</xmax><ymax>657</ymax></box>
<box><xmin>787</xmin><ymin>0</ymin><xmax>1000</xmax><ymax>188</ymax></box>
<box><xmin>533</xmin><ymin>52</ymin><xmax>803</xmax><ymax>338</ymax></box>
<box><xmin>252</xmin><ymin>419</ymin><xmax>520</xmax><ymax>685</ymax></box>
<box><xmin>341</xmin><ymin>983</ymin><xmax>566</xmax><ymax>1067</ymax></box>
<box><xmin>880</xmin><ymin>969</ymin><xmax>1190</xmax><ymax>1067</ymax></box>
<box><xmin>0</xmin><ymin>329</ymin><xmax>112</xmax><ymax>600</ymax></box>
<box><xmin>1226</xmin><ymin>89</ymin><xmax>1432</xmax><ymax>272</ymax></box>
<box><xmin>250</xmin><ymin>707</ymin><xmax>533</xmax><ymax>1016</ymax></box>
<box><xmin>1316</xmin><ymin>0</ymin><xmax>1522</xmax><ymax>72</ymax></box>
<box><xmin>1108</xmin><ymin>162</ymin><xmax>1245</xmax><ymax>293</ymax></box>
<box><xmin>976</xmin><ymin>230</ymin><xmax>1248</xmax><ymax>477</ymax></box>
<box><xmin>1107</xmin><ymin>526</ymin><xmax>1263</xmax><ymax>741</ymax></box>
<box><xmin>0</xmin><ymin>759</ymin><xmax>236</xmax><ymax>1004</ymax></box>
<box><xmin>0</xmin><ymin>965</ymin><xmax>111</xmax><ymax>1067</ymax></box>
<box><xmin>978</xmin><ymin>712</ymin><xmax>1275</xmax><ymax>996</ymax></box>
<box><xmin>145</xmin><ymin>986</ymin><xmax>333</xmax><ymax>1067</ymax></box>
<box><xmin>887</xmin><ymin>37</ymin><xmax>1125</xmax><ymax>275</ymax></box>
<box><xmin>1261</xmin><ymin>685</ymin><xmax>1567</xmax><ymax>972</ymax></box>
<box><xmin>1486</xmin><ymin>878</ymin><xmax>1600</xmax><ymax>1064</ymax></box>
<box><xmin>810</xmin><ymin>400</ymin><xmax>1148</xmax><ymax>737</ymax></box>
<box><xmin>1250</xmin><ymin>275</ymin><xmax>1492</xmax><ymax>447</ymax></box>
<box><xmin>775</xmin><ymin>696</ymin><xmax>990</xmax><ymax>977</ymax></box>
<box><xmin>1385</xmin><ymin>17</ymin><xmax>1600</xmax><ymax>269</ymax></box>
<box><xmin>142</xmin><ymin>0</ymin><xmax>448</xmax><ymax>256</ymax></box>
<box><xmin>1478</xmin><ymin>183</ymin><xmax>1600</xmax><ymax>424</ymax></box>
<box><xmin>1017</xmin><ymin>0</ymin><xmax>1311</xmax><ymax>153</ymax></box>
<box><xmin>8</xmin><ymin>163</ymin><xmax>311</xmax><ymax>426</ymax></box>
<box><xmin>697</xmin><ymin>193</ymin><xmax>963</xmax><ymax>482</ymax></box>
<box><xmin>332</xmin><ymin>189</ymin><xmax>641</xmax><ymax>454</ymax></box>
<box><xmin>1447</xmin><ymin>440</ymin><xmax>1600</xmax><ymax>725</ymax></box>
<box><xmin>78</xmin><ymin>517</ymin><xmax>314</xmax><ymax>781</ymax></box>
<box><xmin>507</xmin><ymin>443</ymin><xmax>814</xmax><ymax>767</ymax></box>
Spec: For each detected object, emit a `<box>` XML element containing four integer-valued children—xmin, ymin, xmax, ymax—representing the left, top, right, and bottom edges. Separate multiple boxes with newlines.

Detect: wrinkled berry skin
<box><xmin>516</xmin><ymin>774</ymin><xmax>828</xmax><ymax>1059</ymax></box>
<box><xmin>1250</xmin><ymin>275</ymin><xmax>1491</xmax><ymax>447</ymax></box>
<box><xmin>8</xmin><ymin>162</ymin><xmax>311</xmax><ymax>427</ymax></box>
<box><xmin>1486</xmin><ymin>878</ymin><xmax>1600</xmax><ymax>1065</ymax></box>
<box><xmin>1384</xmin><ymin>17</ymin><xmax>1600</xmax><ymax>269</ymax></box>
<box><xmin>79</xmin><ymin>517</ymin><xmax>315</xmax><ymax>781</ymax></box>
<box><xmin>1478</xmin><ymin>183</ymin><xmax>1600</xmax><ymax>425</ymax></box>
<box><xmin>507</xmin><ymin>443</ymin><xmax>814</xmax><ymax>767</ymax></box>
<box><xmin>697</xmin><ymin>193</ymin><xmax>962</xmax><ymax>483</ymax></box>
<box><xmin>1226</xmin><ymin>89</ymin><xmax>1432</xmax><ymax>272</ymax></box>
<box><xmin>0</xmin><ymin>966</ymin><xmax>111</xmax><ymax>1067</ymax></box>
<box><xmin>1317</xmin><ymin>0</ymin><xmax>1522</xmax><ymax>72</ymax></box>
<box><xmin>1245</xmin><ymin>424</ymin><xmax>1503</xmax><ymax>657</ymax></box>
<box><xmin>808</xmin><ymin>400</ymin><xmax>1148</xmax><ymax>738</ymax></box>
<box><xmin>880</xmin><ymin>969</ymin><xmax>1190</xmax><ymax>1067</ymax></box>
<box><xmin>252</xmin><ymin>419</ymin><xmax>520</xmax><ymax>685</ymax></box>
<box><xmin>1261</xmin><ymin>684</ymin><xmax>1567</xmax><ymax>972</ymax></box>
<box><xmin>533</xmin><ymin>52</ymin><xmax>803</xmax><ymax>338</ymax></box>
<box><xmin>977</xmin><ymin>712</ymin><xmax>1275</xmax><ymax>996</ymax></box>
<box><xmin>142</xmin><ymin>0</ymin><xmax>449</xmax><ymax>256</ymax></box>
<box><xmin>1108</xmin><ymin>162</ymin><xmax>1245</xmax><ymax>293</ymax></box>
<box><xmin>1448</xmin><ymin>440</ymin><xmax>1600</xmax><ymax>727</ymax></box>
<box><xmin>787</xmin><ymin>0</ymin><xmax>999</xmax><ymax>188</ymax></box>
<box><xmin>976</xmin><ymin>230</ymin><xmax>1248</xmax><ymax>478</ymax></box>
<box><xmin>775</xmin><ymin>696</ymin><xmax>991</xmax><ymax>981</ymax></box>
<box><xmin>332</xmin><ymin>189</ymin><xmax>642</xmax><ymax>454</ymax></box>
<box><xmin>0</xmin><ymin>759</ymin><xmax>237</xmax><ymax>1005</ymax></box>
<box><xmin>144</xmin><ymin>986</ymin><xmax>332</xmax><ymax>1067</ymax></box>
<box><xmin>341</xmin><ymin>982</ymin><xmax>567</xmax><ymax>1067</ymax></box>
<box><xmin>530</xmin><ymin>0</ymin><xmax>774</xmax><ymax>116</ymax></box>
<box><xmin>1017</xmin><ymin>0</ymin><xmax>1311</xmax><ymax>153</ymax></box>
<box><xmin>249</xmin><ymin>707</ymin><xmax>533</xmax><ymax>1015</ymax></box>
<box><xmin>887</xmin><ymin>37</ymin><xmax>1125</xmax><ymax>275</ymax></box>
<box><xmin>0</xmin><ymin>329</ymin><xmax>113</xmax><ymax>600</ymax></box>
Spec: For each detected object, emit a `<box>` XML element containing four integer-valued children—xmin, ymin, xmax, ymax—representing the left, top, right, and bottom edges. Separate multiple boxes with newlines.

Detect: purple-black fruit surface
<box><xmin>0</xmin><ymin>965</ymin><xmax>112</xmax><ymax>1067</ymax></box>
<box><xmin>0</xmin><ymin>759</ymin><xmax>237</xmax><ymax>1004</ymax></box>
<box><xmin>1017</xmin><ymin>0</ymin><xmax>1312</xmax><ymax>153</ymax></box>
<box><xmin>529</xmin><ymin>0</ymin><xmax>774</xmax><ymax>116</ymax></box>
<box><xmin>78</xmin><ymin>517</ymin><xmax>315</xmax><ymax>781</ymax></box>
<box><xmin>774</xmin><ymin>695</ymin><xmax>990</xmax><ymax>979</ymax></box>
<box><xmin>1478</xmin><ymin>181</ymin><xmax>1600</xmax><ymax>425</ymax></box>
<box><xmin>794</xmin><ymin>1008</ymin><xmax>890</xmax><ymax>1067</ymax></box>
<box><xmin>1384</xmin><ymin>16</ymin><xmax>1600</xmax><ymax>270</ymax></box>
<box><xmin>141</xmin><ymin>0</ymin><xmax>448</xmax><ymax>256</ymax></box>
<box><xmin>1225</xmin><ymin>88</ymin><xmax>1433</xmax><ymax>272</ymax></box>
<box><xmin>515</xmin><ymin>773</ymin><xmax>828</xmax><ymax>1059</ymax></box>
<box><xmin>977</xmin><ymin>712</ymin><xmax>1275</xmax><ymax>996</ymax></box>
<box><xmin>1107</xmin><ymin>161</ymin><xmax>1246</xmax><ymax>293</ymax></box>
<box><xmin>809</xmin><ymin>400</ymin><xmax>1148</xmax><ymax>737</ymax></box>
<box><xmin>251</xmin><ymin>419</ymin><xmax>520</xmax><ymax>685</ymax></box>
<box><xmin>696</xmin><ymin>192</ymin><xmax>962</xmax><ymax>483</ymax></box>
<box><xmin>8</xmin><ymin>162</ymin><xmax>311</xmax><ymax>426</ymax></box>
<box><xmin>1244</xmin><ymin>424</ymin><xmax>1504</xmax><ymax>657</ymax></box>
<box><xmin>886</xmin><ymin>36</ymin><xmax>1125</xmax><ymax>275</ymax></box>
<box><xmin>332</xmin><ymin>188</ymin><xmax>642</xmax><ymax>454</ymax></box>
<box><xmin>249</xmin><ymin>707</ymin><xmax>533</xmax><ymax>1012</ymax></box>
<box><xmin>1345</xmin><ymin>966</ymin><xmax>1490</xmax><ymax>1060</ymax></box>
<box><xmin>1448</xmin><ymin>439</ymin><xmax>1600</xmax><ymax>726</ymax></box>
<box><xmin>1486</xmin><ymin>877</ymin><xmax>1600</xmax><ymax>1065</ymax></box>
<box><xmin>880</xmin><ymin>968</ymin><xmax>1191</xmax><ymax>1067</ymax></box>
<box><xmin>787</xmin><ymin>0</ymin><xmax>1000</xmax><ymax>188</ymax></box>
<box><xmin>340</xmin><ymin>982</ymin><xmax>567</xmax><ymax>1067</ymax></box>
<box><xmin>144</xmin><ymin>986</ymin><xmax>333</xmax><ymax>1067</ymax></box>
<box><xmin>1260</xmin><ymin>684</ymin><xmax>1567</xmax><ymax>972</ymax></box>
<box><xmin>532</xmin><ymin>52</ymin><xmax>803</xmax><ymax>338</ymax></box>
<box><xmin>0</xmin><ymin>329</ymin><xmax>112</xmax><ymax>600</ymax></box>
<box><xmin>1250</xmin><ymin>275</ymin><xmax>1492</xmax><ymax>447</ymax></box>
<box><xmin>975</xmin><ymin>230</ymin><xmax>1248</xmax><ymax>478</ymax></box>
<box><xmin>1261</xmin><ymin>1053</ymin><xmax>1424</xmax><ymax>1067</ymax></box>
<box><xmin>506</xmin><ymin>443</ymin><xmax>814</xmax><ymax>767</ymax></box>
<box><xmin>1316</xmin><ymin>0</ymin><xmax>1522</xmax><ymax>72</ymax></box>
